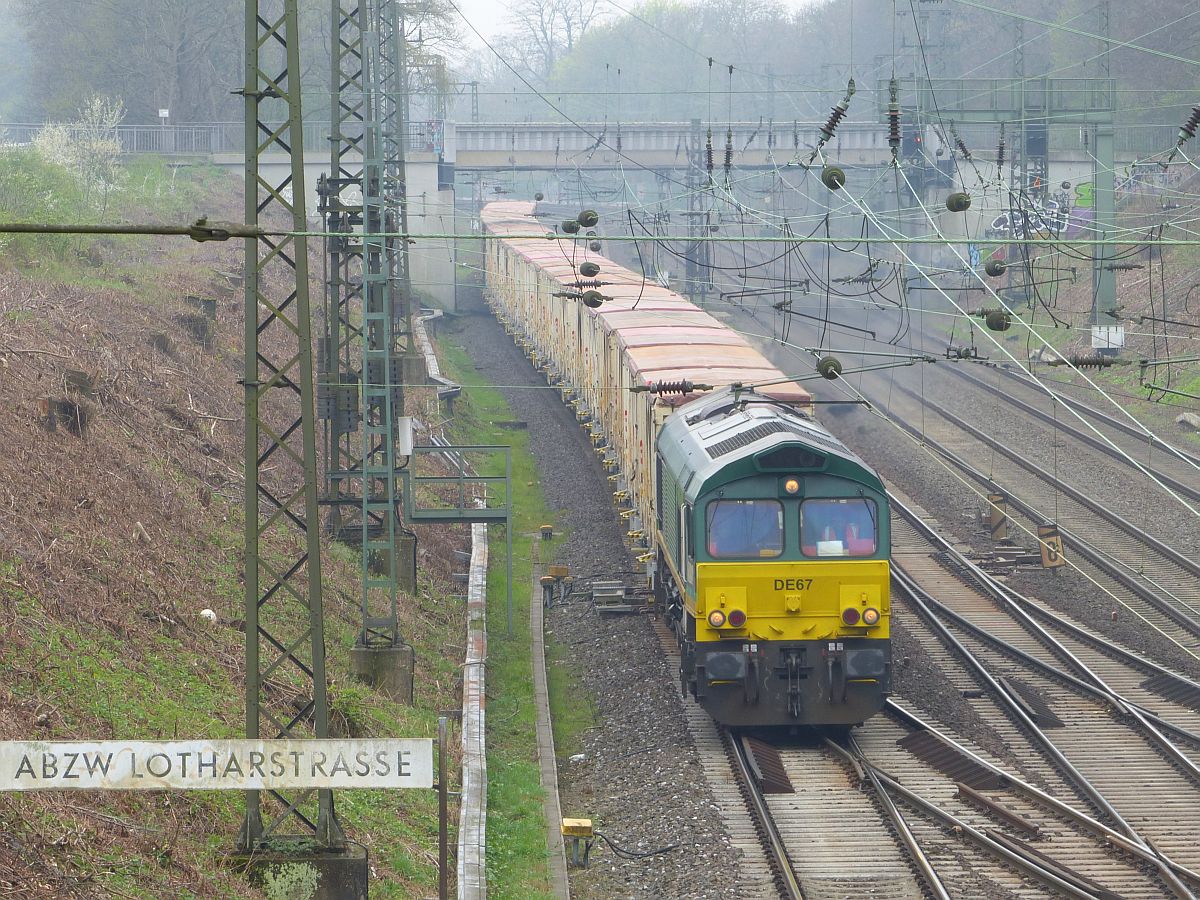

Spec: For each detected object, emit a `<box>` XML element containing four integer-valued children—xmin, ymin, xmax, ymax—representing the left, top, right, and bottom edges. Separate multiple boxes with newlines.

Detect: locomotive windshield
<box><xmin>706</xmin><ymin>499</ymin><xmax>784</xmax><ymax>558</ymax></box>
<box><xmin>801</xmin><ymin>498</ymin><xmax>877</xmax><ymax>557</ymax></box>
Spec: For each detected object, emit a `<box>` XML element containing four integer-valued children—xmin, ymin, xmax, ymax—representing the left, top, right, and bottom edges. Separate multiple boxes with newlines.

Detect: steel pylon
<box><xmin>318</xmin><ymin>0</ymin><xmax>413</xmax><ymax>652</ymax></box>
<box><xmin>239</xmin><ymin>0</ymin><xmax>342</xmax><ymax>850</ymax></box>
<box><xmin>318</xmin><ymin>0</ymin><xmax>366</xmax><ymax>533</ymax></box>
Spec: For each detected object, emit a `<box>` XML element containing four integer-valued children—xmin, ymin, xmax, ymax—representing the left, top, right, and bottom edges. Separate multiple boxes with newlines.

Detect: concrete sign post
<box><xmin>0</xmin><ymin>739</ymin><xmax>433</xmax><ymax>792</ymax></box>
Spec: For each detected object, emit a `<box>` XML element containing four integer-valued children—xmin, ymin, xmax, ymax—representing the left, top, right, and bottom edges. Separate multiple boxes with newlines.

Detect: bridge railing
<box><xmin>451</xmin><ymin>121</ymin><xmax>888</xmax><ymax>155</ymax></box>
<box><xmin>2</xmin><ymin>119</ymin><xmax>1174</xmax><ymax>160</ymax></box>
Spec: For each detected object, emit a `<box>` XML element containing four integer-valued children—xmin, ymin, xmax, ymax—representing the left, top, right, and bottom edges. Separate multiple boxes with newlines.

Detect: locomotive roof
<box><xmin>482</xmin><ymin>201</ymin><xmax>812</xmax><ymax>410</ymax></box>
<box><xmin>657</xmin><ymin>387</ymin><xmax>883</xmax><ymax>502</ymax></box>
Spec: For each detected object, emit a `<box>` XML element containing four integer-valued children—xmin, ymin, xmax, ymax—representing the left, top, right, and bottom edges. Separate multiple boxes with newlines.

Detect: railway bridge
<box><xmin>1</xmin><ymin>117</ymin><xmax>1161</xmax><ymax>178</ymax></box>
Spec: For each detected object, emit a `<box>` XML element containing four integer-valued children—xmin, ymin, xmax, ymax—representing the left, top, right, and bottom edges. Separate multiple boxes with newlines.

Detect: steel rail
<box><xmin>823</xmin><ymin>738</ymin><xmax>952</xmax><ymax>900</ymax></box>
<box><xmin>854</xmin><ymin>758</ymin><xmax>1100</xmax><ymax>899</ymax></box>
<box><xmin>882</xmin><ymin>701</ymin><xmax>1200</xmax><ymax>891</ymax></box>
<box><xmin>892</xmin><ymin>490</ymin><xmax>1200</xmax><ymax>728</ymax></box>
<box><xmin>893</xmin><ymin>381</ymin><xmax>1200</xmax><ymax>575</ymax></box>
<box><xmin>891</xmin><ymin>494</ymin><xmax>1200</xmax><ymax>847</ymax></box>
<box><xmin>883</xmin><ymin>407</ymin><xmax>1200</xmax><ymax>637</ymax></box>
<box><xmin>893</xmin><ymin>558</ymin><xmax>1200</xmax><ymax>789</ymax></box>
<box><xmin>944</xmin><ymin>365</ymin><xmax>1200</xmax><ymax>503</ymax></box>
<box><xmin>725</xmin><ymin>731</ymin><xmax>803</xmax><ymax>900</ymax></box>
<box><xmin>941</xmin><ymin>359</ymin><xmax>1200</xmax><ymax>473</ymax></box>
<box><xmin>891</xmin><ymin>566</ymin><xmax>1197</xmax><ymax>898</ymax></box>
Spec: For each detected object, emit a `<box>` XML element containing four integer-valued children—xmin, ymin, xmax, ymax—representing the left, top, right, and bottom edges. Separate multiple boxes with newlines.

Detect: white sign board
<box><xmin>0</xmin><ymin>739</ymin><xmax>433</xmax><ymax>791</ymax></box>
<box><xmin>158</xmin><ymin>109</ymin><xmax>170</xmax><ymax>119</ymax></box>
<box><xmin>1091</xmin><ymin>325</ymin><xmax>1125</xmax><ymax>350</ymax></box>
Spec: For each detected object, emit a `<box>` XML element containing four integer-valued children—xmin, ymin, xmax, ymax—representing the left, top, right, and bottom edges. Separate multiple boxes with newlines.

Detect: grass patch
<box><xmin>0</xmin><ymin>490</ymin><xmax>466</xmax><ymax>898</ymax></box>
<box><xmin>546</xmin><ymin>641</ymin><xmax>594</xmax><ymax>759</ymax></box>
<box><xmin>0</xmin><ymin>155</ymin><xmax>467</xmax><ymax>897</ymax></box>
<box><xmin>439</xmin><ymin>338</ymin><xmax>554</xmax><ymax>900</ymax></box>
<box><xmin>437</xmin><ymin>333</ymin><xmax>595</xmax><ymax>899</ymax></box>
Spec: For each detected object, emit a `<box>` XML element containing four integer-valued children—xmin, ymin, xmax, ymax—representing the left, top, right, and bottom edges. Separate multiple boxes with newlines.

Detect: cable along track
<box><xmin>887</xmin><ymin>488</ymin><xmax>1200</xmax><ymax>897</ymax></box>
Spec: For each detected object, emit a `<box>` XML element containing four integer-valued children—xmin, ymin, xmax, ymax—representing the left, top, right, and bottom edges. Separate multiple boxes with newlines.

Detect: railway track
<box><xmin>636</xmin><ymin>432</ymin><xmax>1200</xmax><ymax>897</ymax></box>
<box><xmin>653</xmin><ymin>619</ymin><xmax>927</xmax><ymax>899</ymax></box>
<box><xmin>887</xmin><ymin>487</ymin><xmax>1200</xmax><ymax>896</ymax></box>
<box><xmin>869</xmin><ymin>379</ymin><xmax>1200</xmax><ymax>661</ymax></box>
<box><xmin>618</xmin><ymin>233</ymin><xmax>1200</xmax><ymax>895</ymax></box>
<box><xmin>943</xmin><ymin>363</ymin><xmax>1200</xmax><ymax>505</ymax></box>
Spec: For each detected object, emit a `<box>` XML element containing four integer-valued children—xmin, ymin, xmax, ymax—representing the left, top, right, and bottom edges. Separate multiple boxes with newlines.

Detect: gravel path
<box><xmin>448</xmin><ymin>294</ymin><xmax>745</xmax><ymax>899</ymax></box>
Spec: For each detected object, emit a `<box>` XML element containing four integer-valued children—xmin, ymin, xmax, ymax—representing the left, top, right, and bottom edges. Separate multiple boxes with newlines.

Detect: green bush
<box><xmin>0</xmin><ymin>148</ymin><xmax>88</xmax><ymax>261</ymax></box>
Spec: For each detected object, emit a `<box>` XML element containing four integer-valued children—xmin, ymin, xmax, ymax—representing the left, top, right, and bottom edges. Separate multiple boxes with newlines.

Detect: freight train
<box><xmin>480</xmin><ymin>201</ymin><xmax>891</xmax><ymax>728</ymax></box>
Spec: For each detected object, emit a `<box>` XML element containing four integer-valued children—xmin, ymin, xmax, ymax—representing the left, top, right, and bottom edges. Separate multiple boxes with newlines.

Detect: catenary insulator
<box><xmin>1068</xmin><ymin>354</ymin><xmax>1116</xmax><ymax>369</ymax></box>
<box><xmin>946</xmin><ymin>192</ymin><xmax>972</xmax><ymax>213</ymax></box>
<box><xmin>947</xmin><ymin>121</ymin><xmax>972</xmax><ymax>160</ymax></box>
<box><xmin>651</xmin><ymin>380</ymin><xmax>694</xmax><ymax>395</ymax></box>
<box><xmin>984</xmin><ymin>258</ymin><xmax>1006</xmax><ymax>277</ymax></box>
<box><xmin>822</xmin><ymin>166</ymin><xmax>846</xmax><ymax>190</ymax></box>
<box><xmin>820</xmin><ymin>79</ymin><xmax>856</xmax><ymax>145</ymax></box>
<box><xmin>534</xmin><ymin>191</ymin><xmax>544</xmax><ymax>201</ymax></box>
<box><xmin>579</xmin><ymin>262</ymin><xmax>600</xmax><ymax>277</ymax></box>
<box><xmin>706</xmin><ymin>129</ymin><xmax>714</xmax><ymax>174</ymax></box>
<box><xmin>1177</xmin><ymin>105</ymin><xmax>1200</xmax><ymax>147</ymax></box>
<box><xmin>578</xmin><ymin>209</ymin><xmax>599</xmax><ymax>228</ymax></box>
<box><xmin>984</xmin><ymin>311</ymin><xmax>1011</xmax><ymax>332</ymax></box>
<box><xmin>887</xmin><ymin>79</ymin><xmax>901</xmax><ymax>157</ymax></box>
<box><xmin>817</xmin><ymin>355</ymin><xmax>843</xmax><ymax>379</ymax></box>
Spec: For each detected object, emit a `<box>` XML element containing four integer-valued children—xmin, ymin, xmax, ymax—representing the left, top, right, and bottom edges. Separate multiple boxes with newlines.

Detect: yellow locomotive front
<box><xmin>655</xmin><ymin>389</ymin><xmax>891</xmax><ymax>728</ymax></box>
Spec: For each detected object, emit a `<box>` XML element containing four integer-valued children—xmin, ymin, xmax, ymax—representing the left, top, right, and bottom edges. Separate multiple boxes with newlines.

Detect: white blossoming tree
<box><xmin>33</xmin><ymin>94</ymin><xmax>126</xmax><ymax>213</ymax></box>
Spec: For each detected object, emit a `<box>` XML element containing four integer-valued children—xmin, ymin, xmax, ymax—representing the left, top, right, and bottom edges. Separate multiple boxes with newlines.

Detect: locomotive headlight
<box><xmin>862</xmin><ymin>607</ymin><xmax>881</xmax><ymax>626</ymax></box>
<box><xmin>707</xmin><ymin>609</ymin><xmax>727</xmax><ymax>628</ymax></box>
<box><xmin>727</xmin><ymin>609</ymin><xmax>747</xmax><ymax>628</ymax></box>
<box><xmin>783</xmin><ymin>477</ymin><xmax>800</xmax><ymax>495</ymax></box>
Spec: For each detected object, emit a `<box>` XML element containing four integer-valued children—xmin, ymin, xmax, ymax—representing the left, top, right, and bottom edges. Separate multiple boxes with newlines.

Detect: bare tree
<box><xmin>502</xmin><ymin>0</ymin><xmax>607</xmax><ymax>81</ymax></box>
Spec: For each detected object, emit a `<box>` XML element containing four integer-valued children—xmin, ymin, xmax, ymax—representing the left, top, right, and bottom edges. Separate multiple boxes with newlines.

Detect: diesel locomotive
<box><xmin>481</xmin><ymin>201</ymin><xmax>891</xmax><ymax>728</ymax></box>
<box><xmin>656</xmin><ymin>387</ymin><xmax>890</xmax><ymax>727</ymax></box>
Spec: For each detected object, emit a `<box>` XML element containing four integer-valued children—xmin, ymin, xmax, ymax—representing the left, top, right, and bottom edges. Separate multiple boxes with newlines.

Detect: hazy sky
<box><xmin>450</xmin><ymin>0</ymin><xmax>823</xmax><ymax>48</ymax></box>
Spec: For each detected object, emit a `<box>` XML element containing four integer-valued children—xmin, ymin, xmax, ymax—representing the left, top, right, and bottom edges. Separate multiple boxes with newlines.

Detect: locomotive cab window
<box><xmin>706</xmin><ymin>500</ymin><xmax>784</xmax><ymax>559</ymax></box>
<box><xmin>801</xmin><ymin>498</ymin><xmax>877</xmax><ymax>557</ymax></box>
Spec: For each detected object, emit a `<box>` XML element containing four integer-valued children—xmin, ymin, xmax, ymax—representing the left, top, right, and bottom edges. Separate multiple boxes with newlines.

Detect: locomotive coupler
<box><xmin>743</xmin><ymin>645</ymin><xmax>760</xmax><ymax>705</ymax></box>
<box><xmin>824</xmin><ymin>642</ymin><xmax>847</xmax><ymax>704</ymax></box>
<box><xmin>785</xmin><ymin>650</ymin><xmax>803</xmax><ymax>718</ymax></box>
